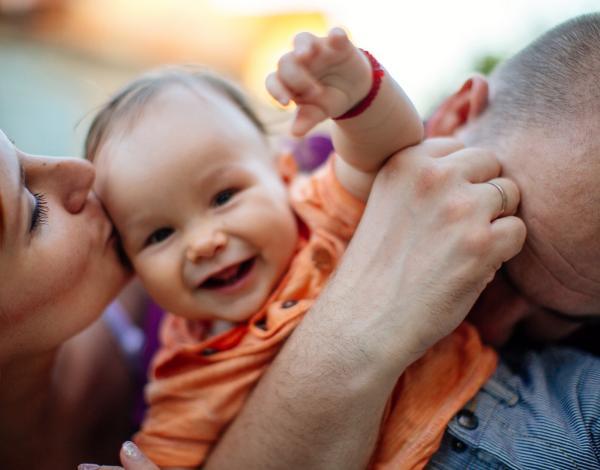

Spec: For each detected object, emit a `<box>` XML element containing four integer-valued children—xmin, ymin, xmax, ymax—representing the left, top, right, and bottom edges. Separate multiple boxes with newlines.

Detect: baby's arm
<box><xmin>267</xmin><ymin>28</ymin><xmax>424</xmax><ymax>200</ymax></box>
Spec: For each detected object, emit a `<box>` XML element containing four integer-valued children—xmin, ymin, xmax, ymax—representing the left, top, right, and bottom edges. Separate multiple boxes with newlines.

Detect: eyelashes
<box><xmin>30</xmin><ymin>192</ymin><xmax>48</xmax><ymax>232</ymax></box>
<box><xmin>211</xmin><ymin>187</ymin><xmax>238</xmax><ymax>207</ymax></box>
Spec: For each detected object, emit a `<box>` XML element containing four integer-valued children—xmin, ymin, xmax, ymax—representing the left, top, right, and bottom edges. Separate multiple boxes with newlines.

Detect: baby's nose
<box><xmin>186</xmin><ymin>231</ymin><xmax>228</xmax><ymax>261</ymax></box>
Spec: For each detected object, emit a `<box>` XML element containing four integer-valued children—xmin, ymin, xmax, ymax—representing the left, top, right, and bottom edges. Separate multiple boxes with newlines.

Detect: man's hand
<box><xmin>334</xmin><ymin>137</ymin><xmax>526</xmax><ymax>371</ymax></box>
<box><xmin>205</xmin><ymin>138</ymin><xmax>525</xmax><ymax>470</ymax></box>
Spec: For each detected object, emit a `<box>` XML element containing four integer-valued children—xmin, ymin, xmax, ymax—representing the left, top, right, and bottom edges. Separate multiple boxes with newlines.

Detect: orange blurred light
<box><xmin>240</xmin><ymin>13</ymin><xmax>328</xmax><ymax>102</ymax></box>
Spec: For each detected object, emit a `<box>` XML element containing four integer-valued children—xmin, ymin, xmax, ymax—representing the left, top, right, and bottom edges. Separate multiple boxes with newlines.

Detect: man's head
<box><xmin>427</xmin><ymin>13</ymin><xmax>600</xmax><ymax>343</ymax></box>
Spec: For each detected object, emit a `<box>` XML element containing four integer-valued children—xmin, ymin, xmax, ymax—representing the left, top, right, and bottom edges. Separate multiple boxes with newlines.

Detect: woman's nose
<box><xmin>22</xmin><ymin>154</ymin><xmax>95</xmax><ymax>214</ymax></box>
<box><xmin>186</xmin><ymin>230</ymin><xmax>228</xmax><ymax>262</ymax></box>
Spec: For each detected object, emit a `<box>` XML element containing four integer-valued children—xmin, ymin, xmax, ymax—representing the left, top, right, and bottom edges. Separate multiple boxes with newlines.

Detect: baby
<box><xmin>88</xmin><ymin>29</ymin><xmax>496</xmax><ymax>469</ymax></box>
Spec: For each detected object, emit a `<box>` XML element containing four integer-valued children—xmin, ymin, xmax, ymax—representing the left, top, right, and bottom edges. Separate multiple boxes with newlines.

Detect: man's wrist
<box><xmin>299</xmin><ymin>287</ymin><xmax>417</xmax><ymax>388</ymax></box>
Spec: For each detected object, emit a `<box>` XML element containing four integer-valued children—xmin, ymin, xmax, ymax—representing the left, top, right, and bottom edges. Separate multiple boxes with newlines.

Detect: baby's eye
<box><xmin>212</xmin><ymin>188</ymin><xmax>238</xmax><ymax>207</ymax></box>
<box><xmin>145</xmin><ymin>227</ymin><xmax>173</xmax><ymax>246</ymax></box>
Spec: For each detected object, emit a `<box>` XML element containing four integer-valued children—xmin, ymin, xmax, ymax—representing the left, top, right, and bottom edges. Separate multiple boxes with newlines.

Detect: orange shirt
<box><xmin>134</xmin><ymin>156</ymin><xmax>497</xmax><ymax>468</ymax></box>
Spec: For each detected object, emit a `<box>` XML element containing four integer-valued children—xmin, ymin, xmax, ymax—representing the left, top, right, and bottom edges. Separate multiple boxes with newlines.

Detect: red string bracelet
<box><xmin>333</xmin><ymin>49</ymin><xmax>384</xmax><ymax>120</ymax></box>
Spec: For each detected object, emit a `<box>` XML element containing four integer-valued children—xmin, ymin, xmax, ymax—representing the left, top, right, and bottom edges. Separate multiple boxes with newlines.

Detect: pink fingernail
<box><xmin>78</xmin><ymin>465</ymin><xmax>100</xmax><ymax>470</ymax></box>
<box><xmin>122</xmin><ymin>441</ymin><xmax>141</xmax><ymax>459</ymax></box>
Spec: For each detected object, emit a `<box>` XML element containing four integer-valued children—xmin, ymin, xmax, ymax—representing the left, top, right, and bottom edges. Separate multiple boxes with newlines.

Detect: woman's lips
<box><xmin>199</xmin><ymin>257</ymin><xmax>256</xmax><ymax>292</ymax></box>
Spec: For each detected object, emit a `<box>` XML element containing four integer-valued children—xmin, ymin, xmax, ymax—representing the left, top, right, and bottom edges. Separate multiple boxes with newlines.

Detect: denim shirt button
<box><xmin>255</xmin><ymin>318</ymin><xmax>268</xmax><ymax>330</ymax></box>
<box><xmin>312</xmin><ymin>248</ymin><xmax>333</xmax><ymax>271</ymax></box>
<box><xmin>456</xmin><ymin>409</ymin><xmax>479</xmax><ymax>430</ymax></box>
<box><xmin>201</xmin><ymin>347</ymin><xmax>218</xmax><ymax>356</ymax></box>
<box><xmin>451</xmin><ymin>437</ymin><xmax>467</xmax><ymax>453</ymax></box>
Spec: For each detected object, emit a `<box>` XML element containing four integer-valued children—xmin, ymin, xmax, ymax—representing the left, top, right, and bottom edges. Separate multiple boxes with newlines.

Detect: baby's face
<box><xmin>94</xmin><ymin>84</ymin><xmax>298</xmax><ymax>322</ymax></box>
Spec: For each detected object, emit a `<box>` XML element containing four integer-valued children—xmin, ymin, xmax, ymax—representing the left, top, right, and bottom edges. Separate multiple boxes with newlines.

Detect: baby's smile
<box><xmin>198</xmin><ymin>256</ymin><xmax>256</xmax><ymax>292</ymax></box>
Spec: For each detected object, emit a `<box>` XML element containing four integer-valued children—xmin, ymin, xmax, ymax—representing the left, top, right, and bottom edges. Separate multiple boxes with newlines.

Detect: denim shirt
<box><xmin>428</xmin><ymin>347</ymin><xmax>600</xmax><ymax>469</ymax></box>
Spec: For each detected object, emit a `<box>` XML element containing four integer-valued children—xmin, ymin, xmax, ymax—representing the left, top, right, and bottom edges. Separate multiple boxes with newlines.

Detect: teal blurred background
<box><xmin>0</xmin><ymin>31</ymin><xmax>133</xmax><ymax>156</ymax></box>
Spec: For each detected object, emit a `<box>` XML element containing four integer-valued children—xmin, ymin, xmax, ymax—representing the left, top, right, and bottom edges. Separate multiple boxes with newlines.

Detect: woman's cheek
<box><xmin>36</xmin><ymin>230</ymin><xmax>92</xmax><ymax>293</ymax></box>
<box><xmin>9</xmin><ymin>232</ymin><xmax>94</xmax><ymax>325</ymax></box>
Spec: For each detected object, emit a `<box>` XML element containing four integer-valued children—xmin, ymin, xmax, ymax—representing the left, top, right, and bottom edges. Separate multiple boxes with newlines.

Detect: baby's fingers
<box><xmin>293</xmin><ymin>31</ymin><xmax>319</xmax><ymax>60</ymax></box>
<box><xmin>277</xmin><ymin>51</ymin><xmax>323</xmax><ymax>102</ymax></box>
<box><xmin>326</xmin><ymin>27</ymin><xmax>352</xmax><ymax>51</ymax></box>
<box><xmin>266</xmin><ymin>72</ymin><xmax>292</xmax><ymax>106</ymax></box>
<box><xmin>292</xmin><ymin>105</ymin><xmax>327</xmax><ymax>137</ymax></box>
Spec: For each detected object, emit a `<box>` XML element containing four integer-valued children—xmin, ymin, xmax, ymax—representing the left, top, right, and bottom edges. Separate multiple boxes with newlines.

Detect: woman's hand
<box><xmin>79</xmin><ymin>442</ymin><xmax>160</xmax><ymax>470</ymax></box>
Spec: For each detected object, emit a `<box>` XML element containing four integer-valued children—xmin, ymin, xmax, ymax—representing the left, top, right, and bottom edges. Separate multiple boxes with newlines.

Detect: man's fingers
<box><xmin>409</xmin><ymin>137</ymin><xmax>465</xmax><ymax>158</ymax></box>
<box><xmin>440</xmin><ymin>147</ymin><xmax>501</xmax><ymax>182</ymax></box>
<box><xmin>384</xmin><ymin>137</ymin><xmax>464</xmax><ymax>175</ymax></box>
<box><xmin>474</xmin><ymin>177</ymin><xmax>520</xmax><ymax>219</ymax></box>
<box><xmin>490</xmin><ymin>215</ymin><xmax>527</xmax><ymax>262</ymax></box>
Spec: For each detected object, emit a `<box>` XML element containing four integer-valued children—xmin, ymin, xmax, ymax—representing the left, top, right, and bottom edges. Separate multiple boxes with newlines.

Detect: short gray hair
<box><xmin>475</xmin><ymin>13</ymin><xmax>600</xmax><ymax>142</ymax></box>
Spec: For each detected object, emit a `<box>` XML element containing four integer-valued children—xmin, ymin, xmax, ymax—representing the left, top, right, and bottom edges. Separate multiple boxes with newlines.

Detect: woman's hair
<box><xmin>84</xmin><ymin>65</ymin><xmax>266</xmax><ymax>162</ymax></box>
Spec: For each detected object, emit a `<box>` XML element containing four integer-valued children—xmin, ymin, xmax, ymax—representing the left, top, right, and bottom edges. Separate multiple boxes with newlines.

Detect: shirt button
<box><xmin>456</xmin><ymin>409</ymin><xmax>479</xmax><ymax>430</ymax></box>
<box><xmin>312</xmin><ymin>248</ymin><xmax>333</xmax><ymax>271</ymax></box>
<box><xmin>201</xmin><ymin>347</ymin><xmax>218</xmax><ymax>356</ymax></box>
<box><xmin>282</xmin><ymin>300</ymin><xmax>298</xmax><ymax>309</ymax></box>
<box><xmin>450</xmin><ymin>437</ymin><xmax>467</xmax><ymax>453</ymax></box>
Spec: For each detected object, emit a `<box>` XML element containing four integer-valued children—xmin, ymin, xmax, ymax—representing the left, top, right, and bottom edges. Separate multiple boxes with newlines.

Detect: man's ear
<box><xmin>425</xmin><ymin>75</ymin><xmax>489</xmax><ymax>137</ymax></box>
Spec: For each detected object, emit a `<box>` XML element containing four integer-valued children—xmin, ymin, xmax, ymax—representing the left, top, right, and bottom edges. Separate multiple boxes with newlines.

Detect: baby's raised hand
<box><xmin>266</xmin><ymin>28</ymin><xmax>372</xmax><ymax>137</ymax></box>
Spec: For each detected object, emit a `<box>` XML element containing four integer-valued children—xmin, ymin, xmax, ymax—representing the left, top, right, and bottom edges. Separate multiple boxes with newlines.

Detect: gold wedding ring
<box><xmin>487</xmin><ymin>181</ymin><xmax>507</xmax><ymax>216</ymax></box>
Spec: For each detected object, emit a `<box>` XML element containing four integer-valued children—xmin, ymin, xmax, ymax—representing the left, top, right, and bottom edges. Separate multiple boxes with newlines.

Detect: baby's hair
<box><xmin>85</xmin><ymin>65</ymin><xmax>266</xmax><ymax>162</ymax></box>
<box><xmin>476</xmin><ymin>13</ymin><xmax>600</xmax><ymax>141</ymax></box>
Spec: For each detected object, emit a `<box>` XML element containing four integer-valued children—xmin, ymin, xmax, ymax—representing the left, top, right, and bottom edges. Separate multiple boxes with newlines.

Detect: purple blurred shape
<box><xmin>292</xmin><ymin>133</ymin><xmax>334</xmax><ymax>172</ymax></box>
<box><xmin>133</xmin><ymin>301</ymin><xmax>165</xmax><ymax>426</ymax></box>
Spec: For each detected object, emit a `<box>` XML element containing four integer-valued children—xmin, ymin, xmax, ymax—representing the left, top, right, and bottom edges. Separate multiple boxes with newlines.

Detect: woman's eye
<box><xmin>145</xmin><ymin>227</ymin><xmax>173</xmax><ymax>246</ymax></box>
<box><xmin>30</xmin><ymin>192</ymin><xmax>48</xmax><ymax>232</ymax></box>
<box><xmin>212</xmin><ymin>188</ymin><xmax>237</xmax><ymax>207</ymax></box>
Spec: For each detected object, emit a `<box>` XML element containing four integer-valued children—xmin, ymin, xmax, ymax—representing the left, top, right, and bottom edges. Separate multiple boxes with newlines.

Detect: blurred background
<box><xmin>0</xmin><ymin>0</ymin><xmax>598</xmax><ymax>157</ymax></box>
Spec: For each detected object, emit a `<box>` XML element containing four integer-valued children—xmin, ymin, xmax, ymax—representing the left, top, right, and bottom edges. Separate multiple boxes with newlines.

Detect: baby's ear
<box><xmin>425</xmin><ymin>75</ymin><xmax>489</xmax><ymax>137</ymax></box>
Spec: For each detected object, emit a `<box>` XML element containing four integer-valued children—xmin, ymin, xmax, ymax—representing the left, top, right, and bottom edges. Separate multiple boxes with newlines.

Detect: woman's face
<box><xmin>0</xmin><ymin>130</ymin><xmax>128</xmax><ymax>359</ymax></box>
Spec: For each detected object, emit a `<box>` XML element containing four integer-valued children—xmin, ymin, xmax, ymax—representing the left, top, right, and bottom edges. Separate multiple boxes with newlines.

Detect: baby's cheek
<box><xmin>134</xmin><ymin>254</ymin><xmax>181</xmax><ymax>310</ymax></box>
<box><xmin>267</xmin><ymin>214</ymin><xmax>298</xmax><ymax>276</ymax></box>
